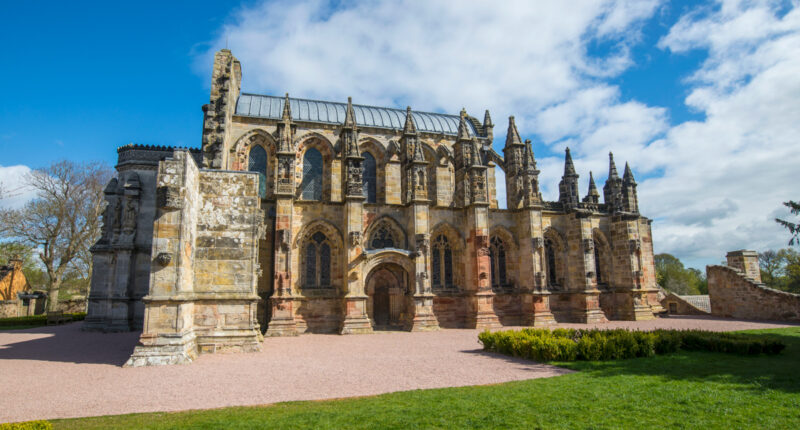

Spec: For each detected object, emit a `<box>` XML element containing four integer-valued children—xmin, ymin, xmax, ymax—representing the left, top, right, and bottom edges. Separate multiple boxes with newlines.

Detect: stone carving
<box><xmin>583</xmin><ymin>238</ymin><xmax>594</xmax><ymax>253</ymax></box>
<box><xmin>629</xmin><ymin>239</ymin><xmax>641</xmax><ymax>253</ymax></box>
<box><xmin>276</xmin><ymin>156</ymin><xmax>294</xmax><ymax>194</ymax></box>
<box><xmin>415</xmin><ymin>233</ymin><xmax>430</xmax><ymax>254</ymax></box>
<box><xmin>532</xmin><ymin>237</ymin><xmax>544</xmax><ymax>250</ymax></box>
<box><xmin>349</xmin><ymin>231</ymin><xmax>362</xmax><ymax>247</ymax></box>
<box><xmin>276</xmin><ymin>229</ymin><xmax>291</xmax><ymax>251</ymax></box>
<box><xmin>346</xmin><ymin>159</ymin><xmax>364</xmax><ymax>197</ymax></box>
<box><xmin>156</xmin><ymin>252</ymin><xmax>172</xmax><ymax>266</ymax></box>
<box><xmin>121</xmin><ymin>198</ymin><xmax>138</xmax><ymax>235</ymax></box>
<box><xmin>157</xmin><ymin>186</ymin><xmax>182</xmax><ymax>210</ymax></box>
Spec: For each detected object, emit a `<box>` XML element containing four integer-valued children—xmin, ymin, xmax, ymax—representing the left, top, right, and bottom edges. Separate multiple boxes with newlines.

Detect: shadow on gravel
<box><xmin>0</xmin><ymin>323</ymin><xmax>139</xmax><ymax>366</ymax></box>
<box><xmin>459</xmin><ymin>348</ymin><xmax>574</xmax><ymax>374</ymax></box>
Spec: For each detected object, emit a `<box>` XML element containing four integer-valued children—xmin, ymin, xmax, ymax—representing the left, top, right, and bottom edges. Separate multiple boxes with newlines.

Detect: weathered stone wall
<box><xmin>708</xmin><ymin>264</ymin><xmax>800</xmax><ymax>322</ymax></box>
<box><xmin>56</xmin><ymin>299</ymin><xmax>87</xmax><ymax>314</ymax></box>
<box><xmin>0</xmin><ymin>301</ymin><xmax>19</xmax><ymax>318</ymax></box>
<box><xmin>660</xmin><ymin>293</ymin><xmax>710</xmax><ymax>316</ymax></box>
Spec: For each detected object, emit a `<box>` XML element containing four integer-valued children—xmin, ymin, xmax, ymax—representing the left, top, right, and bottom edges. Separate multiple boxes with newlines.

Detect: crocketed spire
<box><xmin>281</xmin><ymin>93</ymin><xmax>292</xmax><ymax>122</ymax></box>
<box><xmin>343</xmin><ymin>96</ymin><xmax>357</xmax><ymax>129</ymax></box>
<box><xmin>563</xmin><ymin>147</ymin><xmax>577</xmax><ymax>177</ymax></box>
<box><xmin>583</xmin><ymin>171</ymin><xmax>600</xmax><ymax>204</ymax></box>
<box><xmin>402</xmin><ymin>106</ymin><xmax>416</xmax><ymax>135</ymax></box>
<box><xmin>623</xmin><ymin>162</ymin><xmax>636</xmax><ymax>185</ymax></box>
<box><xmin>505</xmin><ymin>116</ymin><xmax>523</xmax><ymax>148</ymax></box>
<box><xmin>608</xmin><ymin>152</ymin><xmax>620</xmax><ymax>180</ymax></box>
<box><xmin>457</xmin><ymin>108</ymin><xmax>470</xmax><ymax>141</ymax></box>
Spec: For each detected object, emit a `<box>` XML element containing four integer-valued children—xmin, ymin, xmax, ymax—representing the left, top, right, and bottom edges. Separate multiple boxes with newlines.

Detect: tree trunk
<box><xmin>47</xmin><ymin>277</ymin><xmax>62</xmax><ymax>312</ymax></box>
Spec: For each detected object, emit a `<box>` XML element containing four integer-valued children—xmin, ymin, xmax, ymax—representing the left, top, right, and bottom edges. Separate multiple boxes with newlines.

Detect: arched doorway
<box><xmin>365</xmin><ymin>263</ymin><xmax>407</xmax><ymax>330</ymax></box>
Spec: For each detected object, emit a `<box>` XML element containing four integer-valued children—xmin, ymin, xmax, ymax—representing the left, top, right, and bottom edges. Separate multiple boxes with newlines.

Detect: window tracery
<box><xmin>301</xmin><ymin>147</ymin><xmax>323</xmax><ymax>200</ymax></box>
<box><xmin>369</xmin><ymin>224</ymin><xmax>396</xmax><ymax>249</ymax></box>
<box><xmin>304</xmin><ymin>231</ymin><xmax>332</xmax><ymax>288</ymax></box>
<box><xmin>545</xmin><ymin>238</ymin><xmax>559</xmax><ymax>288</ymax></box>
<box><xmin>489</xmin><ymin>236</ymin><xmax>507</xmax><ymax>288</ymax></box>
<box><xmin>432</xmin><ymin>234</ymin><xmax>453</xmax><ymax>289</ymax></box>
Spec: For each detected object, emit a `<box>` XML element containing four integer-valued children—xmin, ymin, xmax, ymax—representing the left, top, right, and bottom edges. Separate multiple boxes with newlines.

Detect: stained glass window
<box><xmin>305</xmin><ymin>243</ymin><xmax>316</xmax><ymax>287</ymax></box>
<box><xmin>305</xmin><ymin>231</ymin><xmax>331</xmax><ymax>288</ymax></box>
<box><xmin>301</xmin><ymin>148</ymin><xmax>323</xmax><ymax>200</ymax></box>
<box><xmin>320</xmin><ymin>243</ymin><xmax>331</xmax><ymax>286</ymax></box>
<box><xmin>362</xmin><ymin>151</ymin><xmax>376</xmax><ymax>203</ymax></box>
<box><xmin>432</xmin><ymin>243</ymin><xmax>441</xmax><ymax>287</ymax></box>
<box><xmin>248</xmin><ymin>145</ymin><xmax>267</xmax><ymax>198</ymax></box>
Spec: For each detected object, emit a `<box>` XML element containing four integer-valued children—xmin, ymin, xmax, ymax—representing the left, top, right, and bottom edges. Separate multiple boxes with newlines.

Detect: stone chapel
<box><xmin>85</xmin><ymin>50</ymin><xmax>663</xmax><ymax>366</ymax></box>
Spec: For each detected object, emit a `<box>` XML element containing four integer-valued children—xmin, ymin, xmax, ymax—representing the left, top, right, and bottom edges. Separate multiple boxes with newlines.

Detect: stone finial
<box><xmin>505</xmin><ymin>116</ymin><xmax>523</xmax><ymax>148</ymax></box>
<box><xmin>343</xmin><ymin>96</ymin><xmax>357</xmax><ymax>129</ymax></box>
<box><xmin>483</xmin><ymin>109</ymin><xmax>493</xmax><ymax>128</ymax></box>
<box><xmin>523</xmin><ymin>139</ymin><xmax>537</xmax><ymax>170</ymax></box>
<box><xmin>457</xmin><ymin>109</ymin><xmax>471</xmax><ymax>141</ymax></box>
<box><xmin>281</xmin><ymin>93</ymin><xmax>292</xmax><ymax>121</ymax></box>
<box><xmin>583</xmin><ymin>171</ymin><xmax>600</xmax><ymax>203</ymax></box>
<box><xmin>402</xmin><ymin>106</ymin><xmax>416</xmax><ymax>135</ymax></box>
<box><xmin>608</xmin><ymin>152</ymin><xmax>619</xmax><ymax>180</ymax></box>
<box><xmin>563</xmin><ymin>147</ymin><xmax>577</xmax><ymax>177</ymax></box>
<box><xmin>623</xmin><ymin>162</ymin><xmax>636</xmax><ymax>185</ymax></box>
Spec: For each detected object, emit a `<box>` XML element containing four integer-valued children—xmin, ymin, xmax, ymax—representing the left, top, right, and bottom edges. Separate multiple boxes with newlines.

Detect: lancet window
<box><xmin>362</xmin><ymin>151</ymin><xmax>377</xmax><ymax>203</ymax></box>
<box><xmin>304</xmin><ymin>231</ymin><xmax>331</xmax><ymax>288</ymax></box>
<box><xmin>432</xmin><ymin>234</ymin><xmax>453</xmax><ymax>288</ymax></box>
<box><xmin>248</xmin><ymin>145</ymin><xmax>267</xmax><ymax>197</ymax></box>
<box><xmin>594</xmin><ymin>240</ymin><xmax>604</xmax><ymax>285</ymax></box>
<box><xmin>301</xmin><ymin>148</ymin><xmax>323</xmax><ymax>201</ymax></box>
<box><xmin>545</xmin><ymin>238</ymin><xmax>559</xmax><ymax>288</ymax></box>
<box><xmin>489</xmin><ymin>236</ymin><xmax>508</xmax><ymax>288</ymax></box>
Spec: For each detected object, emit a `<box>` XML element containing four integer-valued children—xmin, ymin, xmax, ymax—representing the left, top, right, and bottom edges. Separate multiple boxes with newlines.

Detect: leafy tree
<box><xmin>776</xmin><ymin>200</ymin><xmax>800</xmax><ymax>246</ymax></box>
<box><xmin>654</xmin><ymin>253</ymin><xmax>706</xmax><ymax>295</ymax></box>
<box><xmin>758</xmin><ymin>248</ymin><xmax>800</xmax><ymax>294</ymax></box>
<box><xmin>0</xmin><ymin>160</ymin><xmax>112</xmax><ymax>311</ymax></box>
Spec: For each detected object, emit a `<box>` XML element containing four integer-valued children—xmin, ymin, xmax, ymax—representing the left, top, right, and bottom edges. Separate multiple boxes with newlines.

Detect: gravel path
<box><xmin>0</xmin><ymin>315</ymin><xmax>796</xmax><ymax>423</ymax></box>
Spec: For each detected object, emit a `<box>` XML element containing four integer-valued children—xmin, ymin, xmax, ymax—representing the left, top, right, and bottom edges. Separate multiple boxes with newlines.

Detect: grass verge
<box><xmin>48</xmin><ymin>327</ymin><xmax>800</xmax><ymax>429</ymax></box>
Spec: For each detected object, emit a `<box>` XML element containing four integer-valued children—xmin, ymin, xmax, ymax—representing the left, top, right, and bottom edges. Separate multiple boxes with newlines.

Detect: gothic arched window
<box><xmin>369</xmin><ymin>224</ymin><xmax>396</xmax><ymax>249</ymax></box>
<box><xmin>248</xmin><ymin>145</ymin><xmax>267</xmax><ymax>197</ymax></box>
<box><xmin>301</xmin><ymin>147</ymin><xmax>323</xmax><ymax>201</ymax></box>
<box><xmin>432</xmin><ymin>234</ymin><xmax>453</xmax><ymax>289</ymax></box>
<box><xmin>545</xmin><ymin>238</ymin><xmax>559</xmax><ymax>288</ymax></box>
<box><xmin>594</xmin><ymin>240</ymin><xmax>604</xmax><ymax>285</ymax></box>
<box><xmin>304</xmin><ymin>231</ymin><xmax>331</xmax><ymax>288</ymax></box>
<box><xmin>362</xmin><ymin>151</ymin><xmax>376</xmax><ymax>203</ymax></box>
<box><xmin>489</xmin><ymin>236</ymin><xmax>507</xmax><ymax>288</ymax></box>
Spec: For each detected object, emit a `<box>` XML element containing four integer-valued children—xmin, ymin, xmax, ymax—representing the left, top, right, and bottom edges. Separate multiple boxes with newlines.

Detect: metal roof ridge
<box><xmin>239</xmin><ymin>92</ymin><xmax>462</xmax><ymax>119</ymax></box>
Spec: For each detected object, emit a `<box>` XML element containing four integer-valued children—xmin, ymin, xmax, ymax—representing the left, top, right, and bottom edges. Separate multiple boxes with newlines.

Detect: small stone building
<box><xmin>0</xmin><ymin>258</ymin><xmax>43</xmax><ymax>318</ymax></box>
<box><xmin>661</xmin><ymin>292</ymin><xmax>710</xmax><ymax>315</ymax></box>
<box><xmin>86</xmin><ymin>50</ymin><xmax>663</xmax><ymax>366</ymax></box>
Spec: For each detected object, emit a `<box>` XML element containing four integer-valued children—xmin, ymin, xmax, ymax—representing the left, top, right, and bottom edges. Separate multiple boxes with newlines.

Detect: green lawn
<box><xmin>51</xmin><ymin>327</ymin><xmax>800</xmax><ymax>429</ymax></box>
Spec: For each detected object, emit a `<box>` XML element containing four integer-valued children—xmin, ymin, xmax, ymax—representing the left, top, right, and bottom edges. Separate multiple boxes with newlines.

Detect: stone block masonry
<box><xmin>708</xmin><ymin>263</ymin><xmax>800</xmax><ymax>322</ymax></box>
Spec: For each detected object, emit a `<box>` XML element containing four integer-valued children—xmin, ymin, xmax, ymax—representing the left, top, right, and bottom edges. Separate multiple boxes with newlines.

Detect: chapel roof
<box><xmin>235</xmin><ymin>93</ymin><xmax>478</xmax><ymax>136</ymax></box>
<box><xmin>677</xmin><ymin>294</ymin><xmax>711</xmax><ymax>313</ymax></box>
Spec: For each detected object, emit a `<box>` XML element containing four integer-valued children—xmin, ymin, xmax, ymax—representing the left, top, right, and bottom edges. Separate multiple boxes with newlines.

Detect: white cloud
<box><xmin>0</xmin><ymin>165</ymin><xmax>35</xmax><ymax>209</ymax></box>
<box><xmin>200</xmin><ymin>0</ymin><xmax>800</xmax><ymax>267</ymax></box>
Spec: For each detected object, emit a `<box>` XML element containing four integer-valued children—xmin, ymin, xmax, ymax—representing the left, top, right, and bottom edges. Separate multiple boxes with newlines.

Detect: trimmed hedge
<box><xmin>0</xmin><ymin>420</ymin><xmax>52</xmax><ymax>430</ymax></box>
<box><xmin>478</xmin><ymin>328</ymin><xmax>785</xmax><ymax>362</ymax></box>
<box><xmin>0</xmin><ymin>312</ymin><xmax>86</xmax><ymax>327</ymax></box>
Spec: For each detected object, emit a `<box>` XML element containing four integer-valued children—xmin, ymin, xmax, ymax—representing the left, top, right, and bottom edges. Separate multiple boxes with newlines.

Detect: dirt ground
<box><xmin>0</xmin><ymin>315</ymin><xmax>795</xmax><ymax>423</ymax></box>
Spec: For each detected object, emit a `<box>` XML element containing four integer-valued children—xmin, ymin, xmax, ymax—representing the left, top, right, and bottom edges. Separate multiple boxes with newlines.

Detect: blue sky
<box><xmin>1</xmin><ymin>0</ymin><xmax>798</xmax><ymax>269</ymax></box>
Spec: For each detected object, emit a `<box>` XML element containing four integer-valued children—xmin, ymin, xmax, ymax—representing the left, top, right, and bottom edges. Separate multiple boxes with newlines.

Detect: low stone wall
<box><xmin>0</xmin><ymin>300</ymin><xmax>19</xmax><ymax>318</ymax></box>
<box><xmin>661</xmin><ymin>293</ymin><xmax>710</xmax><ymax>316</ymax></box>
<box><xmin>708</xmin><ymin>265</ymin><xmax>800</xmax><ymax>322</ymax></box>
<box><xmin>56</xmin><ymin>299</ymin><xmax>87</xmax><ymax>314</ymax></box>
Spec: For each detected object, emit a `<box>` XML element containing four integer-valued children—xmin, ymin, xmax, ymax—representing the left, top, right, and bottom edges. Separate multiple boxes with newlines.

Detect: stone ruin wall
<box><xmin>708</xmin><ymin>252</ymin><xmax>800</xmax><ymax>322</ymax></box>
<box><xmin>125</xmin><ymin>150</ymin><xmax>263</xmax><ymax>366</ymax></box>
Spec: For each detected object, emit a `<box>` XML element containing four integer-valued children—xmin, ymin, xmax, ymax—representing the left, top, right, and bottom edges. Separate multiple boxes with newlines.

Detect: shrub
<box><xmin>0</xmin><ymin>420</ymin><xmax>53</xmax><ymax>430</ymax></box>
<box><xmin>478</xmin><ymin>328</ymin><xmax>785</xmax><ymax>362</ymax></box>
<box><xmin>0</xmin><ymin>312</ymin><xmax>86</xmax><ymax>327</ymax></box>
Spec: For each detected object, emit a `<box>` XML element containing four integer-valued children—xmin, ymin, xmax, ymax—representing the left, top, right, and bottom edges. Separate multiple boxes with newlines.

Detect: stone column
<box><xmin>516</xmin><ymin>209</ymin><xmax>555</xmax><ymax>326</ymax></box>
<box><xmin>611</xmin><ymin>214</ymin><xmax>655</xmax><ymax>321</ymax></box>
<box><xmin>406</xmin><ymin>203</ymin><xmax>439</xmax><ymax>331</ymax></box>
<box><xmin>466</xmin><ymin>205</ymin><xmax>501</xmax><ymax>329</ymax></box>
<box><xmin>570</xmin><ymin>212</ymin><xmax>606</xmax><ymax>323</ymax></box>
<box><xmin>266</xmin><ymin>197</ymin><xmax>298</xmax><ymax>336</ymax></box>
<box><xmin>340</xmin><ymin>186</ymin><xmax>373</xmax><ymax>334</ymax></box>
